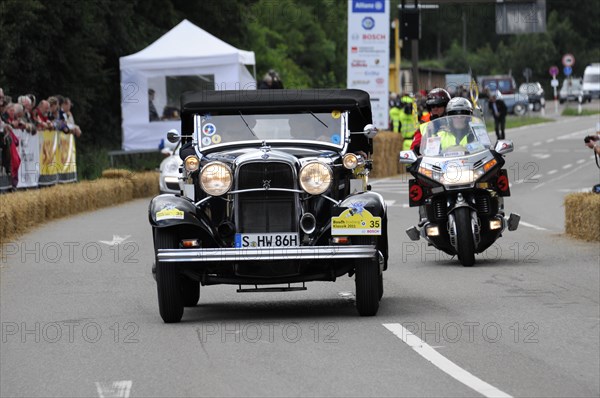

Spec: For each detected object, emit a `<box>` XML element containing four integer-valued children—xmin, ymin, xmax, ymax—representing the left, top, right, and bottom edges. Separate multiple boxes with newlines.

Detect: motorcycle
<box><xmin>399</xmin><ymin>114</ymin><xmax>520</xmax><ymax>266</ymax></box>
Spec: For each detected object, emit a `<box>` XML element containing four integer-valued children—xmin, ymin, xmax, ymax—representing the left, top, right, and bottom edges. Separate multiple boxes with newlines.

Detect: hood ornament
<box><xmin>263</xmin><ymin>180</ymin><xmax>271</xmax><ymax>190</ymax></box>
<box><xmin>260</xmin><ymin>141</ymin><xmax>271</xmax><ymax>159</ymax></box>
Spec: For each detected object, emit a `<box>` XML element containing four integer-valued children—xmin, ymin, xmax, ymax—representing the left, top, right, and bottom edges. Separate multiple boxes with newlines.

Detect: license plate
<box><xmin>234</xmin><ymin>233</ymin><xmax>300</xmax><ymax>248</ymax></box>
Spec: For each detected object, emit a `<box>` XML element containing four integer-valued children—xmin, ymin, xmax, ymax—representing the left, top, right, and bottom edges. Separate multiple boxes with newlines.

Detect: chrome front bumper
<box><xmin>157</xmin><ymin>245</ymin><xmax>376</xmax><ymax>263</ymax></box>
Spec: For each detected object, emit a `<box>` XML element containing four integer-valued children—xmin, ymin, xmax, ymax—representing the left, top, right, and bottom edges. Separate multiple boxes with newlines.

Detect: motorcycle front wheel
<box><xmin>454</xmin><ymin>207</ymin><xmax>476</xmax><ymax>267</ymax></box>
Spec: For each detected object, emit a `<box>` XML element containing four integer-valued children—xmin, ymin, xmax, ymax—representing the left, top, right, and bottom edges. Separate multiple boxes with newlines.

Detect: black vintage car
<box><xmin>149</xmin><ymin>89</ymin><xmax>388</xmax><ymax>323</ymax></box>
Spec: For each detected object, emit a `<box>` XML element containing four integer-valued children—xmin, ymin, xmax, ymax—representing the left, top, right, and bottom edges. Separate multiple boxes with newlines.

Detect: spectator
<box><xmin>488</xmin><ymin>90</ymin><xmax>507</xmax><ymax>140</ymax></box>
<box><xmin>0</xmin><ymin>88</ymin><xmax>6</xmax><ymax>113</ymax></box>
<box><xmin>149</xmin><ymin>89</ymin><xmax>160</xmax><ymax>121</ymax></box>
<box><xmin>60</xmin><ymin>97</ymin><xmax>82</xmax><ymax>137</ymax></box>
<box><xmin>48</xmin><ymin>96</ymin><xmax>68</xmax><ymax>133</ymax></box>
<box><xmin>258</xmin><ymin>69</ymin><xmax>284</xmax><ymax>89</ymax></box>
<box><xmin>584</xmin><ymin>135</ymin><xmax>600</xmax><ymax>156</ymax></box>
<box><xmin>17</xmin><ymin>95</ymin><xmax>37</xmax><ymax>135</ymax></box>
<box><xmin>34</xmin><ymin>100</ymin><xmax>53</xmax><ymax>130</ymax></box>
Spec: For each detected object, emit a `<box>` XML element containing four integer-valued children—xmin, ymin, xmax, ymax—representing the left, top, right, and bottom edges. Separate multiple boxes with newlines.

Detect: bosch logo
<box><xmin>362</xmin><ymin>34</ymin><xmax>386</xmax><ymax>40</ymax></box>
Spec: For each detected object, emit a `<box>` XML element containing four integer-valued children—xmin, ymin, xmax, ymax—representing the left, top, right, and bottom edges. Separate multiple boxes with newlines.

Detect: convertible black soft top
<box><xmin>180</xmin><ymin>89</ymin><xmax>371</xmax><ymax>132</ymax></box>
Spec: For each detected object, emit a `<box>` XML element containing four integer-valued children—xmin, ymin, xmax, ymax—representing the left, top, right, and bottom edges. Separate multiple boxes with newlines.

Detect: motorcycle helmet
<box><xmin>425</xmin><ymin>88</ymin><xmax>451</xmax><ymax>110</ymax></box>
<box><xmin>446</xmin><ymin>97</ymin><xmax>474</xmax><ymax>116</ymax></box>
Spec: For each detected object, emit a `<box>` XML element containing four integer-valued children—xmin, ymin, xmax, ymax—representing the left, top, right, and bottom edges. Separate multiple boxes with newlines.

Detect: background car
<box><xmin>519</xmin><ymin>82</ymin><xmax>545</xmax><ymax>111</ymax></box>
<box><xmin>478</xmin><ymin>75</ymin><xmax>530</xmax><ymax>115</ymax></box>
<box><xmin>158</xmin><ymin>141</ymin><xmax>182</xmax><ymax>194</ymax></box>
<box><xmin>559</xmin><ymin>78</ymin><xmax>592</xmax><ymax>104</ymax></box>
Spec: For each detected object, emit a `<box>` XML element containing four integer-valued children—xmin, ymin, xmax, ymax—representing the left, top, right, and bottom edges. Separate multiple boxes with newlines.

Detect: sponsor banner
<box><xmin>14</xmin><ymin>129</ymin><xmax>40</xmax><ymax>189</ymax></box>
<box><xmin>57</xmin><ymin>132</ymin><xmax>77</xmax><ymax>183</ymax></box>
<box><xmin>348</xmin><ymin>0</ymin><xmax>389</xmax><ymax>129</ymax></box>
<box><xmin>39</xmin><ymin>130</ymin><xmax>59</xmax><ymax>186</ymax></box>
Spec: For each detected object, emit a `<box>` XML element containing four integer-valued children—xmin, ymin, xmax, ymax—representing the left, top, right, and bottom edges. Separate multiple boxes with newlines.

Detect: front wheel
<box><xmin>154</xmin><ymin>228</ymin><xmax>184</xmax><ymax>323</ymax></box>
<box><xmin>454</xmin><ymin>208</ymin><xmax>476</xmax><ymax>267</ymax></box>
<box><xmin>182</xmin><ymin>277</ymin><xmax>200</xmax><ymax>307</ymax></box>
<box><xmin>354</xmin><ymin>236</ymin><xmax>381</xmax><ymax>316</ymax></box>
<box><xmin>513</xmin><ymin>103</ymin><xmax>527</xmax><ymax>116</ymax></box>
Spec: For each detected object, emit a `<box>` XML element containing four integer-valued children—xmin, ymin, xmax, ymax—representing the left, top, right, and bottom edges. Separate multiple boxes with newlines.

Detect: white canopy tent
<box><xmin>119</xmin><ymin>19</ymin><xmax>256</xmax><ymax>150</ymax></box>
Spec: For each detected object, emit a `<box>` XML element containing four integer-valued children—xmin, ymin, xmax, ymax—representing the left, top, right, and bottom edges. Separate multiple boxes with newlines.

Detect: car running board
<box><xmin>237</xmin><ymin>283</ymin><xmax>307</xmax><ymax>293</ymax></box>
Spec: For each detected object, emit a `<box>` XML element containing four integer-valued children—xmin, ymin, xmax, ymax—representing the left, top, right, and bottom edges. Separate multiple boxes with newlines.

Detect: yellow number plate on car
<box><xmin>331</xmin><ymin>208</ymin><xmax>382</xmax><ymax>235</ymax></box>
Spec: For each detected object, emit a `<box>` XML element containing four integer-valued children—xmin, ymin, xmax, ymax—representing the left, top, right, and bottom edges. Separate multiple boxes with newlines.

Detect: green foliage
<box><xmin>1</xmin><ymin>0</ymin><xmax>597</xmax><ymax>178</ymax></box>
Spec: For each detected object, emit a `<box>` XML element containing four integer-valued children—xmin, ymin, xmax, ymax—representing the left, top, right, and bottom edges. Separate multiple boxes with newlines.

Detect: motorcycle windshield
<box><xmin>421</xmin><ymin>115</ymin><xmax>491</xmax><ymax>158</ymax></box>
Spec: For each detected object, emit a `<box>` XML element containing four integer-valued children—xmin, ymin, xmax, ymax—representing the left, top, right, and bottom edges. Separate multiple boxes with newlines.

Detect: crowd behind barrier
<box><xmin>0</xmin><ymin>88</ymin><xmax>80</xmax><ymax>192</ymax></box>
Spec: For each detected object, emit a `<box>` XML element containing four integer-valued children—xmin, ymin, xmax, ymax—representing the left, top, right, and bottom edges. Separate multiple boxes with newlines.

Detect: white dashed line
<box><xmin>577</xmin><ymin>159</ymin><xmax>586</xmax><ymax>164</ymax></box>
<box><xmin>546</xmin><ymin>138</ymin><xmax>555</xmax><ymax>143</ymax></box>
<box><xmin>547</xmin><ymin>169</ymin><xmax>557</xmax><ymax>175</ymax></box>
<box><xmin>562</xmin><ymin>164</ymin><xmax>572</xmax><ymax>169</ymax></box>
<box><xmin>532</xmin><ymin>141</ymin><xmax>542</xmax><ymax>146</ymax></box>
<box><xmin>520</xmin><ymin>221</ymin><xmax>549</xmax><ymax>231</ymax></box>
<box><xmin>531</xmin><ymin>174</ymin><xmax>542</xmax><ymax>180</ymax></box>
<box><xmin>95</xmin><ymin>381</ymin><xmax>132</xmax><ymax>398</ymax></box>
<box><xmin>383</xmin><ymin>324</ymin><xmax>512</xmax><ymax>398</ymax></box>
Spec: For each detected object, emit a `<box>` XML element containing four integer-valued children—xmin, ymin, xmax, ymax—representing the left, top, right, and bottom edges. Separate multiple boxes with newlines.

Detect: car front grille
<box><xmin>236</xmin><ymin>162</ymin><xmax>297</xmax><ymax>233</ymax></box>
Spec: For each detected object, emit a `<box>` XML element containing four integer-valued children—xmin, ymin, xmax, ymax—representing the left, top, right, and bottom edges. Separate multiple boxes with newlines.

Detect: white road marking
<box><xmin>531</xmin><ymin>153</ymin><xmax>550</xmax><ymax>159</ymax></box>
<box><xmin>95</xmin><ymin>381</ymin><xmax>132</xmax><ymax>398</ymax></box>
<box><xmin>533</xmin><ymin>141</ymin><xmax>542</xmax><ymax>146</ymax></box>
<box><xmin>520</xmin><ymin>221</ymin><xmax>549</xmax><ymax>231</ymax></box>
<box><xmin>99</xmin><ymin>235</ymin><xmax>131</xmax><ymax>246</ymax></box>
<box><xmin>562</xmin><ymin>164</ymin><xmax>572</xmax><ymax>169</ymax></box>
<box><xmin>533</xmin><ymin>161</ymin><xmax>590</xmax><ymax>191</ymax></box>
<box><xmin>531</xmin><ymin>174</ymin><xmax>542</xmax><ymax>180</ymax></box>
<box><xmin>546</xmin><ymin>138</ymin><xmax>555</xmax><ymax>143</ymax></box>
<box><xmin>385</xmin><ymin>200</ymin><xmax>396</xmax><ymax>206</ymax></box>
<box><xmin>519</xmin><ymin>145</ymin><xmax>528</xmax><ymax>151</ymax></box>
<box><xmin>547</xmin><ymin>169</ymin><xmax>557</xmax><ymax>175</ymax></box>
<box><xmin>577</xmin><ymin>159</ymin><xmax>586</xmax><ymax>164</ymax></box>
<box><xmin>557</xmin><ymin>188</ymin><xmax>592</xmax><ymax>193</ymax></box>
<box><xmin>383</xmin><ymin>323</ymin><xmax>512</xmax><ymax>398</ymax></box>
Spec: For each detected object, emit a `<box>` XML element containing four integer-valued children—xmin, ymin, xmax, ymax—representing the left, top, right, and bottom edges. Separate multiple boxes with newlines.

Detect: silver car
<box><xmin>158</xmin><ymin>142</ymin><xmax>182</xmax><ymax>194</ymax></box>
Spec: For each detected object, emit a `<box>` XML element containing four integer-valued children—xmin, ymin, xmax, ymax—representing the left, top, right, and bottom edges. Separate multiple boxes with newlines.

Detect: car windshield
<box><xmin>421</xmin><ymin>115</ymin><xmax>491</xmax><ymax>158</ymax></box>
<box><xmin>195</xmin><ymin>112</ymin><xmax>345</xmax><ymax>149</ymax></box>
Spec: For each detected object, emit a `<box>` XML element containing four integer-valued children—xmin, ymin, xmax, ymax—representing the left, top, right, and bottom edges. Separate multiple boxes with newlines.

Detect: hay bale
<box><xmin>101</xmin><ymin>168</ymin><xmax>136</xmax><ymax>179</ymax></box>
<box><xmin>372</xmin><ymin>131</ymin><xmax>403</xmax><ymax>178</ymax></box>
<box><xmin>1</xmin><ymin>170</ymin><xmax>161</xmax><ymax>245</ymax></box>
<box><xmin>565</xmin><ymin>192</ymin><xmax>600</xmax><ymax>242</ymax></box>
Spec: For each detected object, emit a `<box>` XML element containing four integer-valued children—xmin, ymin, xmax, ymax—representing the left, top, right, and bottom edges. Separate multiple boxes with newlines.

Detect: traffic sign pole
<box><xmin>549</xmin><ymin>66</ymin><xmax>559</xmax><ymax>114</ymax></box>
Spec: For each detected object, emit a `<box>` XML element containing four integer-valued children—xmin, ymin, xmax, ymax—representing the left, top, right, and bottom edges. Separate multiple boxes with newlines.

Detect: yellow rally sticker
<box><xmin>331</xmin><ymin>110</ymin><xmax>341</xmax><ymax>119</ymax></box>
<box><xmin>331</xmin><ymin>208</ymin><xmax>381</xmax><ymax>236</ymax></box>
<box><xmin>156</xmin><ymin>208</ymin><xmax>184</xmax><ymax>221</ymax></box>
<box><xmin>211</xmin><ymin>134</ymin><xmax>222</xmax><ymax>144</ymax></box>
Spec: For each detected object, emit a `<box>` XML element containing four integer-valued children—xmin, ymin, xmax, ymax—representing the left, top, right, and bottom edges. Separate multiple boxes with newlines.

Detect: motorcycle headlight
<box><xmin>184</xmin><ymin>155</ymin><xmax>200</xmax><ymax>172</ymax></box>
<box><xmin>441</xmin><ymin>168</ymin><xmax>475</xmax><ymax>185</ymax></box>
<box><xmin>299</xmin><ymin>161</ymin><xmax>332</xmax><ymax>195</ymax></box>
<box><xmin>199</xmin><ymin>161</ymin><xmax>232</xmax><ymax>196</ymax></box>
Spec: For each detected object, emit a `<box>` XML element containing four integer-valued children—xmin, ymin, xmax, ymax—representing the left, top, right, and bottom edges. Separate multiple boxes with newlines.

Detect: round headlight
<box><xmin>343</xmin><ymin>153</ymin><xmax>359</xmax><ymax>169</ymax></box>
<box><xmin>200</xmin><ymin>161</ymin><xmax>232</xmax><ymax>196</ymax></box>
<box><xmin>299</xmin><ymin>161</ymin><xmax>332</xmax><ymax>195</ymax></box>
<box><xmin>184</xmin><ymin>155</ymin><xmax>200</xmax><ymax>172</ymax></box>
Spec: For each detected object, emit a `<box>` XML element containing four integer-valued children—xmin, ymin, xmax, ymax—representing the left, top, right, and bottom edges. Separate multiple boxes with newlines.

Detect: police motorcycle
<box><xmin>399</xmin><ymin>97</ymin><xmax>520</xmax><ymax>266</ymax></box>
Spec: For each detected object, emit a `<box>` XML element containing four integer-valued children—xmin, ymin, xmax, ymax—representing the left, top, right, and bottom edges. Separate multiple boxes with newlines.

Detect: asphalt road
<box><xmin>1</xmin><ymin>114</ymin><xmax>599</xmax><ymax>397</ymax></box>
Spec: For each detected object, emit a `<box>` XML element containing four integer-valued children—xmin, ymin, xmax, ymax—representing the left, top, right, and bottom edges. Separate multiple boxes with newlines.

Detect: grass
<box><xmin>485</xmin><ymin>116</ymin><xmax>554</xmax><ymax>132</ymax></box>
<box><xmin>561</xmin><ymin>107</ymin><xmax>600</xmax><ymax>116</ymax></box>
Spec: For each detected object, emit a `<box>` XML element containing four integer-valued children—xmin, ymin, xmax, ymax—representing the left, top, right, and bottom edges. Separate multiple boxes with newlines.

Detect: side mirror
<box><xmin>399</xmin><ymin>150</ymin><xmax>418</xmax><ymax>164</ymax></box>
<box><xmin>167</xmin><ymin>129</ymin><xmax>180</xmax><ymax>143</ymax></box>
<box><xmin>494</xmin><ymin>140</ymin><xmax>514</xmax><ymax>155</ymax></box>
<box><xmin>363</xmin><ymin>124</ymin><xmax>378</xmax><ymax>139</ymax></box>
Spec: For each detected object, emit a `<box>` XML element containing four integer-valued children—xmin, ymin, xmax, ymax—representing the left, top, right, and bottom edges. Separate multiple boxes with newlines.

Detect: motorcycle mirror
<box><xmin>363</xmin><ymin>124</ymin><xmax>378</xmax><ymax>139</ymax></box>
<box><xmin>494</xmin><ymin>140</ymin><xmax>514</xmax><ymax>155</ymax></box>
<box><xmin>166</xmin><ymin>129</ymin><xmax>181</xmax><ymax>143</ymax></box>
<box><xmin>399</xmin><ymin>150</ymin><xmax>418</xmax><ymax>164</ymax></box>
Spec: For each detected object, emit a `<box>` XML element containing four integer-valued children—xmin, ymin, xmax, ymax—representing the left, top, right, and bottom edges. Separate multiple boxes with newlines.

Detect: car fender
<box><xmin>149</xmin><ymin>194</ymin><xmax>205</xmax><ymax>228</ymax></box>
<box><xmin>338</xmin><ymin>191</ymin><xmax>387</xmax><ymax>217</ymax></box>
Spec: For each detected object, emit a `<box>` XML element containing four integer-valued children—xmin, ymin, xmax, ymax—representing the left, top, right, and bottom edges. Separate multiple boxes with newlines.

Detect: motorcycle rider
<box><xmin>410</xmin><ymin>88</ymin><xmax>451</xmax><ymax>155</ymax></box>
<box><xmin>433</xmin><ymin>97</ymin><xmax>476</xmax><ymax>151</ymax></box>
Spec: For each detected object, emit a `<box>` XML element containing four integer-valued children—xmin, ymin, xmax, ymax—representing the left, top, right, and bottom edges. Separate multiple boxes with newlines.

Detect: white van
<box><xmin>582</xmin><ymin>63</ymin><xmax>600</xmax><ymax>99</ymax></box>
